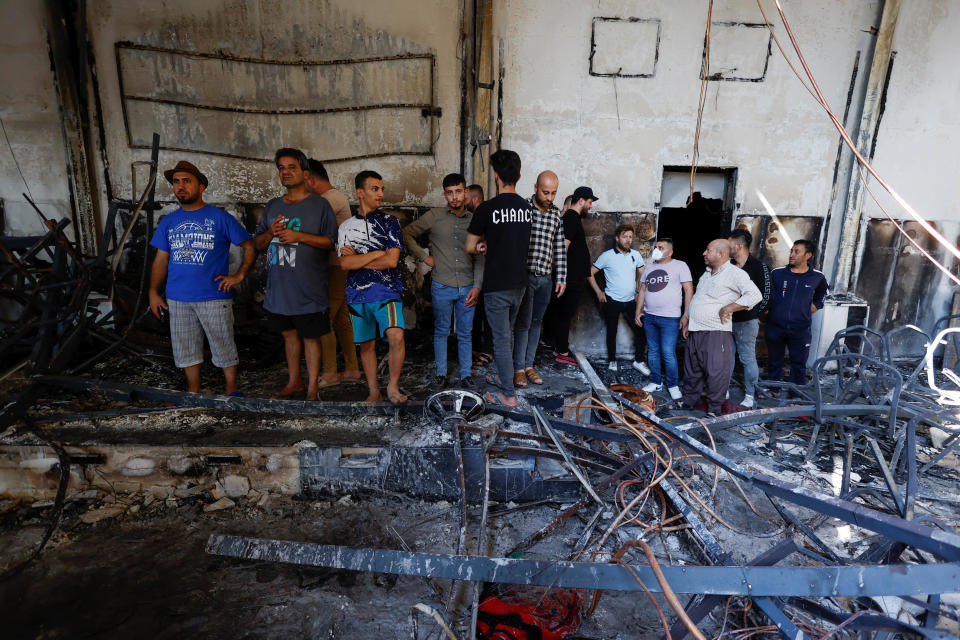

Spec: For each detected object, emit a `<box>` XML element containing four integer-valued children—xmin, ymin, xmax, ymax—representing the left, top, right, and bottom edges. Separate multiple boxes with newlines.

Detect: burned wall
<box><xmin>0</xmin><ymin>2</ymin><xmax>73</xmax><ymax>236</ymax></box>
<box><xmin>86</xmin><ymin>0</ymin><xmax>463</xmax><ymax>210</ymax></box>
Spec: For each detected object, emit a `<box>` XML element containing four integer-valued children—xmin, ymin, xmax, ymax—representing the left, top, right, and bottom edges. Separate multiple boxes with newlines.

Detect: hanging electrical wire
<box><xmin>690</xmin><ymin>0</ymin><xmax>715</xmax><ymax>202</ymax></box>
<box><xmin>756</xmin><ymin>0</ymin><xmax>960</xmax><ymax>287</ymax></box>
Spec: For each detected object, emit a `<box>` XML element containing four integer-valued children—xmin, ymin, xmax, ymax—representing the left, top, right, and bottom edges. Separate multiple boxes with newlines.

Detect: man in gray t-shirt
<box><xmin>254</xmin><ymin>148</ymin><xmax>337</xmax><ymax>400</ymax></box>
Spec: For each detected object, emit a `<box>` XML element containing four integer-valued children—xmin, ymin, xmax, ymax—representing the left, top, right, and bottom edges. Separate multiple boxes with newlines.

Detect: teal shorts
<box><xmin>348</xmin><ymin>299</ymin><xmax>405</xmax><ymax>343</ymax></box>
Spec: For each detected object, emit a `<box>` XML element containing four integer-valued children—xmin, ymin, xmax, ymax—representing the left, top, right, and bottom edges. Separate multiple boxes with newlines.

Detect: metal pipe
<box><xmin>832</xmin><ymin>0</ymin><xmax>902</xmax><ymax>293</ymax></box>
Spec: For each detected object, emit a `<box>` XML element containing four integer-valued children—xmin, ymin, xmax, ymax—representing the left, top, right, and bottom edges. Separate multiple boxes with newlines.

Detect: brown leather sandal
<box><xmin>513</xmin><ymin>370</ymin><xmax>528</xmax><ymax>387</ymax></box>
<box><xmin>524</xmin><ymin>367</ymin><xmax>543</xmax><ymax>385</ymax></box>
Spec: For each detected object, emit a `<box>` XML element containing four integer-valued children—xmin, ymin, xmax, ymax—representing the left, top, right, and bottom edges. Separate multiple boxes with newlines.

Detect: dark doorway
<box><xmin>656</xmin><ymin>168</ymin><xmax>737</xmax><ymax>283</ymax></box>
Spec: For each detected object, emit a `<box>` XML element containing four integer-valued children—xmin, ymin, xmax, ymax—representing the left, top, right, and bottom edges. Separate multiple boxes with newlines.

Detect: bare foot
<box><xmin>365</xmin><ymin>392</ymin><xmax>385</xmax><ymax>403</ymax></box>
<box><xmin>386</xmin><ymin>386</ymin><xmax>408</xmax><ymax>404</ymax></box>
<box><xmin>342</xmin><ymin>370</ymin><xmax>363</xmax><ymax>381</ymax></box>
<box><xmin>306</xmin><ymin>384</ymin><xmax>319</xmax><ymax>400</ymax></box>
<box><xmin>278</xmin><ymin>383</ymin><xmax>305</xmax><ymax>397</ymax></box>
<box><xmin>319</xmin><ymin>373</ymin><xmax>341</xmax><ymax>386</ymax></box>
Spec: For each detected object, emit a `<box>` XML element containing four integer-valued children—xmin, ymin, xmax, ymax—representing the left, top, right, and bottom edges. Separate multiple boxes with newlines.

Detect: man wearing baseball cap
<box><xmin>550</xmin><ymin>186</ymin><xmax>596</xmax><ymax>365</ymax></box>
<box><xmin>149</xmin><ymin>160</ymin><xmax>255</xmax><ymax>396</ymax></box>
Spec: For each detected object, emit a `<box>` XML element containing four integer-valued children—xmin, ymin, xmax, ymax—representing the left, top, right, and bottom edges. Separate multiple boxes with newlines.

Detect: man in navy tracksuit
<box><xmin>765</xmin><ymin>239</ymin><xmax>828</xmax><ymax>385</ymax></box>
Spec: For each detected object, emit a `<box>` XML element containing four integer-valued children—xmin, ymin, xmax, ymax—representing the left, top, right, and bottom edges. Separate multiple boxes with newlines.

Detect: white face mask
<box><xmin>650</xmin><ymin>248</ymin><xmax>664</xmax><ymax>262</ymax></box>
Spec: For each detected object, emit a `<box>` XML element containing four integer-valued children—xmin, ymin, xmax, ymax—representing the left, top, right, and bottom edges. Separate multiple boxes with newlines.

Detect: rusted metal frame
<box><xmin>123</xmin><ymin>96</ymin><xmax>434</xmax><ymax>116</ymax></box>
<box><xmin>115</xmin><ymin>43</ymin><xmax>438</xmax><ymax>163</ymax></box>
<box><xmin>490</xmin><ymin>445</ymin><xmax>618</xmax><ymax>475</ymax></box>
<box><xmin>65</xmin><ymin>133</ymin><xmax>160</xmax><ymax>375</ymax></box>
<box><xmin>0</xmin><ymin>220</ymin><xmax>70</xmax><ymax>285</ymax></box>
<box><xmin>505</xmin><ymin>453</ymin><xmax>647</xmax><ymax>557</ymax></box>
<box><xmin>867</xmin><ymin>436</ymin><xmax>905</xmax><ymax>517</ymax></box>
<box><xmin>784</xmin><ymin>597</ymin><xmax>951</xmax><ymax>639</ymax></box>
<box><xmin>607</xmin><ymin>390</ymin><xmax>960</xmax><ymax>561</ymax></box>
<box><xmin>469</xmin><ymin>422</ymin><xmax>494</xmax><ymax>640</ymax></box>
<box><xmin>919</xmin><ymin>430</ymin><xmax>960</xmax><ymax>474</ymax></box>
<box><xmin>116</xmin><ymin>41</ymin><xmax>435</xmax><ymax>66</ymax></box>
<box><xmin>459</xmin><ymin>423</ymin><xmax>629</xmax><ymax>468</ymax></box>
<box><xmin>448</xmin><ymin>421</ymin><xmax>468</xmax><ymax>613</ymax></box>
<box><xmin>532</xmin><ymin>406</ymin><xmax>604</xmax><ymax>504</ymax></box>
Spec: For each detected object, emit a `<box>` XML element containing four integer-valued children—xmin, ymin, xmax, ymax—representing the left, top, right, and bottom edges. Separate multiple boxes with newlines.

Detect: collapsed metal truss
<box><xmin>0</xmin><ymin>134</ymin><xmax>163</xmax><ymax>380</ymax></box>
<box><xmin>202</xmin><ymin>342</ymin><xmax>960</xmax><ymax>638</ymax></box>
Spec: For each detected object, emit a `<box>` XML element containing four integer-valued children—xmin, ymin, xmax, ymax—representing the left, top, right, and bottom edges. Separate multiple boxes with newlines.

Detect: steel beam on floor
<box><xmin>206</xmin><ymin>535</ymin><xmax>960</xmax><ymax>598</ymax></box>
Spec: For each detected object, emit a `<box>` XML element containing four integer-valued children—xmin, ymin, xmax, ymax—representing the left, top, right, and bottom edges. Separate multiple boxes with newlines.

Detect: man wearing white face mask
<box><xmin>635</xmin><ymin>238</ymin><xmax>692</xmax><ymax>400</ymax></box>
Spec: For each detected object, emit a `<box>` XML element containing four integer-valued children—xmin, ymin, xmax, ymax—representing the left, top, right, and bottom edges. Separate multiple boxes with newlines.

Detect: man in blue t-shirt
<box><xmin>765</xmin><ymin>239</ymin><xmax>829</xmax><ymax>385</ymax></box>
<box><xmin>338</xmin><ymin>170</ymin><xmax>407</xmax><ymax>404</ymax></box>
<box><xmin>149</xmin><ymin>161</ymin><xmax>254</xmax><ymax>396</ymax></box>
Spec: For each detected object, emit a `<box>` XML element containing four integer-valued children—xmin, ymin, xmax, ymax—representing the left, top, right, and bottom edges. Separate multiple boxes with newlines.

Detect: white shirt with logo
<box><xmin>642</xmin><ymin>259</ymin><xmax>692</xmax><ymax>318</ymax></box>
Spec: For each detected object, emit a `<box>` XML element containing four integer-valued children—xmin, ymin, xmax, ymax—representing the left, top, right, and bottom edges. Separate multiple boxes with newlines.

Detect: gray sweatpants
<box><xmin>681</xmin><ymin>330</ymin><xmax>734</xmax><ymax>413</ymax></box>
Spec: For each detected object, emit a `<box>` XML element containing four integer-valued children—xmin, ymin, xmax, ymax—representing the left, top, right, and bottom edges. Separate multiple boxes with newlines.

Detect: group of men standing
<box><xmin>150</xmin><ymin>149</ymin><xmax>407</xmax><ymax>403</ymax></box>
<box><xmin>589</xmin><ymin>224</ymin><xmax>827</xmax><ymax>414</ymax></box>
<box><xmin>148</xmin><ymin>146</ymin><xmax>827</xmax><ymax>414</ymax></box>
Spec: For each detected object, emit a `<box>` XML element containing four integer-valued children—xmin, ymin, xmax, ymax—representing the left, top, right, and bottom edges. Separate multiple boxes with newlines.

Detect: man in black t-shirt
<box><xmin>550</xmin><ymin>186</ymin><xmax>597</xmax><ymax>365</ymax></box>
<box><xmin>466</xmin><ymin>150</ymin><xmax>532</xmax><ymax>407</ymax></box>
<box><xmin>727</xmin><ymin>229</ymin><xmax>771</xmax><ymax>409</ymax></box>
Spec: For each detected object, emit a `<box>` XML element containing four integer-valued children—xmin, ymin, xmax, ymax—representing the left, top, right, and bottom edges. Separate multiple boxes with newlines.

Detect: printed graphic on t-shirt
<box><xmin>268</xmin><ymin>217</ymin><xmax>302</xmax><ymax>268</ymax></box>
<box><xmin>169</xmin><ymin>218</ymin><xmax>215</xmax><ymax>265</ymax></box>
<box><xmin>645</xmin><ymin>268</ymin><xmax>670</xmax><ymax>293</ymax></box>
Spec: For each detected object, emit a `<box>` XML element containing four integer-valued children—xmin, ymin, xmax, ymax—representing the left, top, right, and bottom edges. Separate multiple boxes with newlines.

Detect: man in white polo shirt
<box><xmin>588</xmin><ymin>224</ymin><xmax>649</xmax><ymax>373</ymax></box>
<box><xmin>681</xmin><ymin>239</ymin><xmax>762</xmax><ymax>414</ymax></box>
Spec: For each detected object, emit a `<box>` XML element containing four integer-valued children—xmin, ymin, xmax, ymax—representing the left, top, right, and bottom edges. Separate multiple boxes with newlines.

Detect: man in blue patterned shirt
<box><xmin>338</xmin><ymin>170</ymin><xmax>407</xmax><ymax>404</ymax></box>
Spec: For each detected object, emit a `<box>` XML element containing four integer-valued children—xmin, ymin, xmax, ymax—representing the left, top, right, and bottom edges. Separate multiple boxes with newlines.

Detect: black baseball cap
<box><xmin>572</xmin><ymin>186</ymin><xmax>598</xmax><ymax>202</ymax></box>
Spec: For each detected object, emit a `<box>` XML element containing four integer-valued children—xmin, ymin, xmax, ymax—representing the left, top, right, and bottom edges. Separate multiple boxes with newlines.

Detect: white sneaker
<box><xmin>741</xmin><ymin>394</ymin><xmax>755</xmax><ymax>409</ymax></box>
<box><xmin>642</xmin><ymin>382</ymin><xmax>662</xmax><ymax>393</ymax></box>
<box><xmin>607</xmin><ymin>361</ymin><xmax>618</xmax><ymax>372</ymax></box>
<box><xmin>667</xmin><ymin>386</ymin><xmax>682</xmax><ymax>401</ymax></box>
<box><xmin>632</xmin><ymin>361</ymin><xmax>651</xmax><ymax>376</ymax></box>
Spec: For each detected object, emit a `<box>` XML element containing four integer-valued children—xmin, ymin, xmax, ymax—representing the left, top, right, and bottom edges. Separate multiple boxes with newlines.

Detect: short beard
<box><xmin>535</xmin><ymin>195</ymin><xmax>553</xmax><ymax>210</ymax></box>
<box><xmin>176</xmin><ymin>194</ymin><xmax>199</xmax><ymax>205</ymax></box>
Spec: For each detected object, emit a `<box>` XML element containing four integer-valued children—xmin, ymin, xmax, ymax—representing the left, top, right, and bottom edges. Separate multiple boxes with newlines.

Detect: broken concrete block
<box><xmin>930</xmin><ymin>426</ymin><xmax>951</xmax><ymax>449</ymax></box>
<box><xmin>223</xmin><ymin>475</ymin><xmax>250</xmax><ymax>498</ymax></box>
<box><xmin>122</xmin><ymin>457</ymin><xmax>156</xmax><ymax>477</ymax></box>
<box><xmin>114</xmin><ymin>481</ymin><xmax>142</xmax><ymax>494</ymax></box>
<box><xmin>70</xmin><ymin>489</ymin><xmax>100</xmax><ymax>500</ymax></box>
<box><xmin>257</xmin><ymin>492</ymin><xmax>270</xmax><ymax>508</ymax></box>
<box><xmin>143</xmin><ymin>493</ymin><xmax>156</xmax><ymax>507</ymax></box>
<box><xmin>167</xmin><ymin>455</ymin><xmax>203</xmax><ymax>476</ymax></box>
<box><xmin>165</xmin><ymin>497</ymin><xmax>178</xmax><ymax>508</ymax></box>
<box><xmin>128</xmin><ymin>504</ymin><xmax>140</xmax><ymax>514</ymax></box>
<box><xmin>204</xmin><ymin>497</ymin><xmax>235</xmax><ymax>512</ymax></box>
<box><xmin>149</xmin><ymin>485</ymin><xmax>174</xmax><ymax>500</ymax></box>
<box><xmin>80</xmin><ymin>505</ymin><xmax>124</xmax><ymax>524</ymax></box>
<box><xmin>210</xmin><ymin>482</ymin><xmax>226</xmax><ymax>500</ymax></box>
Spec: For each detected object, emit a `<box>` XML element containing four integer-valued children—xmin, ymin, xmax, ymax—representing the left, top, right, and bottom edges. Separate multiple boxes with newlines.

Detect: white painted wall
<box><xmin>0</xmin><ymin>1</ymin><xmax>72</xmax><ymax>236</ymax></box>
<box><xmin>495</xmin><ymin>0</ymin><xmax>882</xmax><ymax>219</ymax></box>
<box><xmin>862</xmin><ymin>1</ymin><xmax>960</xmax><ymax>227</ymax></box>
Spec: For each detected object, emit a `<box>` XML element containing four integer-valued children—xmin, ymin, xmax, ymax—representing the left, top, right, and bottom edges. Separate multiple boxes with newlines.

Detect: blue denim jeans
<box><xmin>644</xmin><ymin>313</ymin><xmax>680</xmax><ymax>387</ymax></box>
<box><xmin>432</xmin><ymin>281</ymin><xmax>476</xmax><ymax>379</ymax></box>
<box><xmin>513</xmin><ymin>274</ymin><xmax>553</xmax><ymax>370</ymax></box>
<box><xmin>730</xmin><ymin>318</ymin><xmax>760</xmax><ymax>395</ymax></box>
<box><xmin>484</xmin><ymin>287</ymin><xmax>526</xmax><ymax>397</ymax></box>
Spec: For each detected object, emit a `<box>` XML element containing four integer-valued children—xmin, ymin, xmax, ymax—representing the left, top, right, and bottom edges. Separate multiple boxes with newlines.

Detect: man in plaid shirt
<box><xmin>513</xmin><ymin>170</ymin><xmax>567</xmax><ymax>387</ymax></box>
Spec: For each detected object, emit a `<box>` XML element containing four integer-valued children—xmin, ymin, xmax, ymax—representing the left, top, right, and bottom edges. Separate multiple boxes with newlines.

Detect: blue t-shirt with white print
<box><xmin>150</xmin><ymin>204</ymin><xmax>251</xmax><ymax>302</ymax></box>
<box><xmin>337</xmin><ymin>210</ymin><xmax>404</xmax><ymax>304</ymax></box>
